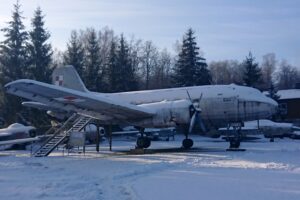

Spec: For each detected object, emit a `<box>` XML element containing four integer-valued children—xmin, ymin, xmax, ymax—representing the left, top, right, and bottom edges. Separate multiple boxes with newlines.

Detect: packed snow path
<box><xmin>1</xmin><ymin>136</ymin><xmax>300</xmax><ymax>200</ymax></box>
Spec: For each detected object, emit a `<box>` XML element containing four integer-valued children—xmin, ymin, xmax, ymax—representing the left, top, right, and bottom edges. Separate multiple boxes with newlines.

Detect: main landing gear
<box><xmin>136</xmin><ymin>137</ymin><xmax>151</xmax><ymax>149</ymax></box>
<box><xmin>182</xmin><ymin>128</ymin><xmax>193</xmax><ymax>149</ymax></box>
<box><xmin>136</xmin><ymin>128</ymin><xmax>151</xmax><ymax>149</ymax></box>
<box><xmin>226</xmin><ymin>122</ymin><xmax>244</xmax><ymax>151</ymax></box>
<box><xmin>229</xmin><ymin>138</ymin><xmax>240</xmax><ymax>149</ymax></box>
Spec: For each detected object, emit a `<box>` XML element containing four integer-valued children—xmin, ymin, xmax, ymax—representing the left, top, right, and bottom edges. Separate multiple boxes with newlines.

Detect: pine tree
<box><xmin>242</xmin><ymin>52</ymin><xmax>262</xmax><ymax>88</ymax></box>
<box><xmin>83</xmin><ymin>28</ymin><xmax>102</xmax><ymax>91</ymax></box>
<box><xmin>141</xmin><ymin>41</ymin><xmax>158</xmax><ymax>89</ymax></box>
<box><xmin>106</xmin><ymin>40</ymin><xmax>120</xmax><ymax>92</ymax></box>
<box><xmin>63</xmin><ymin>30</ymin><xmax>85</xmax><ymax>78</ymax></box>
<box><xmin>115</xmin><ymin>35</ymin><xmax>138</xmax><ymax>92</ymax></box>
<box><xmin>0</xmin><ymin>1</ymin><xmax>28</xmax><ymax>82</ymax></box>
<box><xmin>0</xmin><ymin>1</ymin><xmax>28</xmax><ymax>124</ymax></box>
<box><xmin>27</xmin><ymin>7</ymin><xmax>53</xmax><ymax>83</ymax></box>
<box><xmin>268</xmin><ymin>82</ymin><xmax>280</xmax><ymax>102</ymax></box>
<box><xmin>173</xmin><ymin>28</ymin><xmax>211</xmax><ymax>87</ymax></box>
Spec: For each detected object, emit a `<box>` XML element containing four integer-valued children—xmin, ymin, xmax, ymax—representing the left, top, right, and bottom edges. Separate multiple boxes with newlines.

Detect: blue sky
<box><xmin>0</xmin><ymin>0</ymin><xmax>299</xmax><ymax>66</ymax></box>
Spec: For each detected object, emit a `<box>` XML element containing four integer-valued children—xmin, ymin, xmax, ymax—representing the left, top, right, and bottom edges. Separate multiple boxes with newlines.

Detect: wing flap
<box><xmin>22</xmin><ymin>101</ymin><xmax>64</xmax><ymax>112</ymax></box>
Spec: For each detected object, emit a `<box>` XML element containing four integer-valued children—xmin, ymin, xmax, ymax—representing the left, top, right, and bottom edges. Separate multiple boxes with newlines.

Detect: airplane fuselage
<box><xmin>97</xmin><ymin>84</ymin><xmax>277</xmax><ymax>129</ymax></box>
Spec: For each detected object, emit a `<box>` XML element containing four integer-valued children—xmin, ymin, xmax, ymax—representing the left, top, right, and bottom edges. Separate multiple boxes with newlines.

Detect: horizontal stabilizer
<box><xmin>0</xmin><ymin>137</ymin><xmax>40</xmax><ymax>146</ymax></box>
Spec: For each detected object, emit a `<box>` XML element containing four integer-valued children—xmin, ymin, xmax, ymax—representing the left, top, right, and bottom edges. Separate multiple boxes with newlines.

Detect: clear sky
<box><xmin>0</xmin><ymin>0</ymin><xmax>299</xmax><ymax>66</ymax></box>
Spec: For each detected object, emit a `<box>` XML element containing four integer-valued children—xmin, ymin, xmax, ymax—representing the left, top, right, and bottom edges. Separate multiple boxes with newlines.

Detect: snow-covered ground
<box><xmin>1</xmin><ymin>135</ymin><xmax>300</xmax><ymax>200</ymax></box>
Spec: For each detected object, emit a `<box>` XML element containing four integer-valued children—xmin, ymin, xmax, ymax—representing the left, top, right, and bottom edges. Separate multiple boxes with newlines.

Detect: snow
<box><xmin>0</xmin><ymin>123</ymin><xmax>35</xmax><ymax>135</ymax></box>
<box><xmin>219</xmin><ymin>119</ymin><xmax>295</xmax><ymax>131</ymax></box>
<box><xmin>246</xmin><ymin>119</ymin><xmax>294</xmax><ymax>128</ymax></box>
<box><xmin>277</xmin><ymin>89</ymin><xmax>300</xmax><ymax>100</ymax></box>
<box><xmin>1</xmin><ymin>136</ymin><xmax>300</xmax><ymax>200</ymax></box>
<box><xmin>7</xmin><ymin>123</ymin><xmax>25</xmax><ymax>129</ymax></box>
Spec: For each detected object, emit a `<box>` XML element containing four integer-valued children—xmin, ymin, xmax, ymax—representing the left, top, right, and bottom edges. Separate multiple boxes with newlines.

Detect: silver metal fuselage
<box><xmin>101</xmin><ymin>84</ymin><xmax>278</xmax><ymax>129</ymax></box>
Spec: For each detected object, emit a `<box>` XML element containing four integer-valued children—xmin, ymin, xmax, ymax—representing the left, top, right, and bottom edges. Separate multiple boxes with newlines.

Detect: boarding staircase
<box><xmin>34</xmin><ymin>114</ymin><xmax>92</xmax><ymax>157</ymax></box>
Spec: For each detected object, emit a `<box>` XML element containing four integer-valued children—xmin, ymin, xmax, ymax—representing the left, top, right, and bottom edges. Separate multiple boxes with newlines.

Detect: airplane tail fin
<box><xmin>52</xmin><ymin>65</ymin><xmax>88</xmax><ymax>92</ymax></box>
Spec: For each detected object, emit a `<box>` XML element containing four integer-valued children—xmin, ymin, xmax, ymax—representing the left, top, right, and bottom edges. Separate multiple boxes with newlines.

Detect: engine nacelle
<box><xmin>137</xmin><ymin>100</ymin><xmax>191</xmax><ymax>128</ymax></box>
<box><xmin>46</xmin><ymin>110</ymin><xmax>69</xmax><ymax>121</ymax></box>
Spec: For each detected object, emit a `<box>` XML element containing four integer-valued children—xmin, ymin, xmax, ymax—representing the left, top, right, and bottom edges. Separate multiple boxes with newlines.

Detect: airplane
<box><xmin>219</xmin><ymin>119</ymin><xmax>300</xmax><ymax>142</ymax></box>
<box><xmin>251</xmin><ymin>120</ymin><xmax>300</xmax><ymax>141</ymax></box>
<box><xmin>0</xmin><ymin>123</ymin><xmax>39</xmax><ymax>150</ymax></box>
<box><xmin>4</xmin><ymin>65</ymin><xmax>278</xmax><ymax>149</ymax></box>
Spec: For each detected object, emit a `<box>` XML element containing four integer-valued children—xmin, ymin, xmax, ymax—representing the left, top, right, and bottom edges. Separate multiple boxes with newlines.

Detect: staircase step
<box><xmin>34</xmin><ymin>114</ymin><xmax>91</xmax><ymax>157</ymax></box>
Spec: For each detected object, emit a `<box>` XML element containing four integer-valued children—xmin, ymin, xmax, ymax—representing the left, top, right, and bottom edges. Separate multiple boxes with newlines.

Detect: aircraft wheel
<box><xmin>136</xmin><ymin>137</ymin><xmax>151</xmax><ymax>149</ymax></box>
<box><xmin>143</xmin><ymin>138</ymin><xmax>151</xmax><ymax>148</ymax></box>
<box><xmin>229</xmin><ymin>140</ymin><xmax>240</xmax><ymax>148</ymax></box>
<box><xmin>182</xmin><ymin>138</ymin><xmax>193</xmax><ymax>149</ymax></box>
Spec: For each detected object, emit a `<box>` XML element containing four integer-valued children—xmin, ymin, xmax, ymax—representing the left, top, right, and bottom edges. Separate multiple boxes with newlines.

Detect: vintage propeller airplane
<box><xmin>4</xmin><ymin>65</ymin><xmax>277</xmax><ymax>149</ymax></box>
<box><xmin>0</xmin><ymin>123</ymin><xmax>39</xmax><ymax>150</ymax></box>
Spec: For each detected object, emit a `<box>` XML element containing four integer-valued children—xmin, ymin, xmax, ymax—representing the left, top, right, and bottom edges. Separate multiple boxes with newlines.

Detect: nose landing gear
<box><xmin>226</xmin><ymin>122</ymin><xmax>245</xmax><ymax>151</ymax></box>
<box><xmin>229</xmin><ymin>138</ymin><xmax>241</xmax><ymax>149</ymax></box>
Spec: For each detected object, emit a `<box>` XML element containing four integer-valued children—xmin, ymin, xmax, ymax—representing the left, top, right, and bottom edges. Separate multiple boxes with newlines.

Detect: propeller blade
<box><xmin>197</xmin><ymin>114</ymin><xmax>206</xmax><ymax>133</ymax></box>
<box><xmin>199</xmin><ymin>93</ymin><xmax>203</xmax><ymax>103</ymax></box>
<box><xmin>187</xmin><ymin>90</ymin><xmax>206</xmax><ymax>133</ymax></box>
<box><xmin>186</xmin><ymin>90</ymin><xmax>193</xmax><ymax>103</ymax></box>
<box><xmin>189</xmin><ymin>112</ymin><xmax>197</xmax><ymax>133</ymax></box>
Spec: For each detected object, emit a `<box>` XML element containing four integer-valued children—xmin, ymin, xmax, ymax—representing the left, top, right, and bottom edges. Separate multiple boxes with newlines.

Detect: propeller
<box><xmin>187</xmin><ymin>91</ymin><xmax>206</xmax><ymax>134</ymax></box>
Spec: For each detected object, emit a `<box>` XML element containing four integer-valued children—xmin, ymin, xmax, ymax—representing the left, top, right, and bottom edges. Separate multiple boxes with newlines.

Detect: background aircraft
<box><xmin>0</xmin><ymin>123</ymin><xmax>39</xmax><ymax>150</ymax></box>
<box><xmin>4</xmin><ymin>65</ymin><xmax>277</xmax><ymax>149</ymax></box>
<box><xmin>219</xmin><ymin>119</ymin><xmax>300</xmax><ymax>142</ymax></box>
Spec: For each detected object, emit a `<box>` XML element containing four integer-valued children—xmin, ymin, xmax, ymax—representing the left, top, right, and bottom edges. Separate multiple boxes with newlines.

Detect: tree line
<box><xmin>0</xmin><ymin>2</ymin><xmax>299</xmax><ymax>125</ymax></box>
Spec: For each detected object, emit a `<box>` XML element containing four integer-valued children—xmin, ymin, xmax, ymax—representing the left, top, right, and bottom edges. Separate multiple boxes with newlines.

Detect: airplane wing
<box><xmin>5</xmin><ymin>79</ymin><xmax>155</xmax><ymax>121</ymax></box>
<box><xmin>0</xmin><ymin>137</ymin><xmax>40</xmax><ymax>146</ymax></box>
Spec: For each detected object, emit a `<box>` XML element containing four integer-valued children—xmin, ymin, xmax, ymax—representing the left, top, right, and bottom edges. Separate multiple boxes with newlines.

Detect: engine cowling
<box><xmin>46</xmin><ymin>110</ymin><xmax>69</xmax><ymax>121</ymax></box>
<box><xmin>137</xmin><ymin>100</ymin><xmax>191</xmax><ymax>128</ymax></box>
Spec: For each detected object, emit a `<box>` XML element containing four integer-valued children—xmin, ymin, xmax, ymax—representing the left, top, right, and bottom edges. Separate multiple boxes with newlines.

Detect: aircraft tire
<box><xmin>136</xmin><ymin>137</ymin><xmax>151</xmax><ymax>149</ymax></box>
<box><xmin>143</xmin><ymin>138</ymin><xmax>151</xmax><ymax>148</ymax></box>
<box><xmin>182</xmin><ymin>138</ymin><xmax>193</xmax><ymax>149</ymax></box>
<box><xmin>229</xmin><ymin>140</ymin><xmax>240</xmax><ymax>148</ymax></box>
<box><xmin>136</xmin><ymin>138</ymin><xmax>144</xmax><ymax>148</ymax></box>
